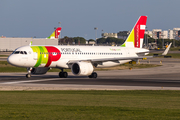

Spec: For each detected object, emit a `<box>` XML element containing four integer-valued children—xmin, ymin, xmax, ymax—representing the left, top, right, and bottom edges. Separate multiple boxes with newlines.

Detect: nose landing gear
<box><xmin>26</xmin><ymin>74</ymin><xmax>31</xmax><ymax>78</ymax></box>
<box><xmin>26</xmin><ymin>67</ymin><xmax>32</xmax><ymax>78</ymax></box>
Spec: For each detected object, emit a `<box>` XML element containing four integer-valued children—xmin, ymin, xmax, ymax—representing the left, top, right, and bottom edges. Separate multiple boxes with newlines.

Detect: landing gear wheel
<box><xmin>59</xmin><ymin>72</ymin><xmax>63</xmax><ymax>78</ymax></box>
<box><xmin>26</xmin><ymin>74</ymin><xmax>31</xmax><ymax>78</ymax></box>
<box><xmin>92</xmin><ymin>72</ymin><xmax>97</xmax><ymax>78</ymax></box>
<box><xmin>88</xmin><ymin>72</ymin><xmax>97</xmax><ymax>78</ymax></box>
<box><xmin>88</xmin><ymin>75</ymin><xmax>92</xmax><ymax>78</ymax></box>
<box><xmin>63</xmin><ymin>72</ymin><xmax>68</xmax><ymax>78</ymax></box>
<box><xmin>59</xmin><ymin>72</ymin><xmax>68</xmax><ymax>78</ymax></box>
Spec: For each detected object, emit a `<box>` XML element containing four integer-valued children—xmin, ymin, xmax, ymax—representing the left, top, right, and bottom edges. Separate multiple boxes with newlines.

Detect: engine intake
<box><xmin>71</xmin><ymin>62</ymin><xmax>94</xmax><ymax>76</ymax></box>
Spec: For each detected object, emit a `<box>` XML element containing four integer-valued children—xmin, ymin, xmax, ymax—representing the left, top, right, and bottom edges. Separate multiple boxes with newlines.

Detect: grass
<box><xmin>0</xmin><ymin>55</ymin><xmax>8</xmax><ymax>57</ymax></box>
<box><xmin>0</xmin><ymin>61</ymin><xmax>160</xmax><ymax>73</ymax></box>
<box><xmin>170</xmin><ymin>47</ymin><xmax>180</xmax><ymax>51</ymax></box>
<box><xmin>0</xmin><ymin>90</ymin><xmax>180</xmax><ymax>119</ymax></box>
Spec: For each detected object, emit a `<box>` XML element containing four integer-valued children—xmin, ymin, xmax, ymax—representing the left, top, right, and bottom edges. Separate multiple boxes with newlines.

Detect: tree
<box><xmin>59</xmin><ymin>36</ymin><xmax>74</xmax><ymax>44</ymax></box>
<box><xmin>88</xmin><ymin>39</ymin><xmax>95</xmax><ymax>42</ymax></box>
<box><xmin>96</xmin><ymin>37</ymin><xmax>124</xmax><ymax>45</ymax></box>
<box><xmin>96</xmin><ymin>38</ymin><xmax>106</xmax><ymax>44</ymax></box>
<box><xmin>73</xmin><ymin>37</ymin><xmax>86</xmax><ymax>44</ymax></box>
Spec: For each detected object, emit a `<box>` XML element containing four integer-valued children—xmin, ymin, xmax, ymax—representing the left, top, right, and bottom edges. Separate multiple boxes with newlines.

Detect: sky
<box><xmin>0</xmin><ymin>0</ymin><xmax>180</xmax><ymax>40</ymax></box>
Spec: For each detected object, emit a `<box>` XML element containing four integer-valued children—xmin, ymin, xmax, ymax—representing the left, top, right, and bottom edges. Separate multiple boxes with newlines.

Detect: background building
<box><xmin>101</xmin><ymin>33</ymin><xmax>117</xmax><ymax>38</ymax></box>
<box><xmin>117</xmin><ymin>31</ymin><xmax>130</xmax><ymax>40</ymax></box>
<box><xmin>145</xmin><ymin>30</ymin><xmax>152</xmax><ymax>38</ymax></box>
<box><xmin>162</xmin><ymin>30</ymin><xmax>168</xmax><ymax>39</ymax></box>
<box><xmin>0</xmin><ymin>37</ymin><xmax>58</xmax><ymax>51</ymax></box>
<box><xmin>173</xmin><ymin>28</ymin><xmax>180</xmax><ymax>40</ymax></box>
<box><xmin>101</xmin><ymin>31</ymin><xmax>130</xmax><ymax>40</ymax></box>
<box><xmin>152</xmin><ymin>29</ymin><xmax>162</xmax><ymax>39</ymax></box>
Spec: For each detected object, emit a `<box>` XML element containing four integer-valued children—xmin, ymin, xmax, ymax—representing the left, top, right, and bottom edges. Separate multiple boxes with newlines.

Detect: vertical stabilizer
<box><xmin>121</xmin><ymin>16</ymin><xmax>147</xmax><ymax>48</ymax></box>
<box><xmin>47</xmin><ymin>27</ymin><xmax>61</xmax><ymax>39</ymax></box>
<box><xmin>29</xmin><ymin>41</ymin><xmax>32</xmax><ymax>46</ymax></box>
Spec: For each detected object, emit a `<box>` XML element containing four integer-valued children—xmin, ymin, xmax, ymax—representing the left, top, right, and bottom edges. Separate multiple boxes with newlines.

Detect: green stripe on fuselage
<box><xmin>40</xmin><ymin>46</ymin><xmax>48</xmax><ymax>65</ymax></box>
<box><xmin>31</xmin><ymin>46</ymin><xmax>49</xmax><ymax>67</ymax></box>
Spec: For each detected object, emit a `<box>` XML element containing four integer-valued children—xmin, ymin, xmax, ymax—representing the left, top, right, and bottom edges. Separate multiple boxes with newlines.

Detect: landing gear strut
<box><xmin>26</xmin><ymin>67</ymin><xmax>32</xmax><ymax>78</ymax></box>
<box><xmin>88</xmin><ymin>72</ymin><xmax>97</xmax><ymax>78</ymax></box>
<box><xmin>59</xmin><ymin>69</ymin><xmax>68</xmax><ymax>78</ymax></box>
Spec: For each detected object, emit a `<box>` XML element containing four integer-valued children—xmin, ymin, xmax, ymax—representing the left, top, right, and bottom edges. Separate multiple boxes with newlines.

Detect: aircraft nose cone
<box><xmin>7</xmin><ymin>55</ymin><xmax>13</xmax><ymax>65</ymax></box>
<box><xmin>7</xmin><ymin>55</ymin><xmax>19</xmax><ymax>66</ymax></box>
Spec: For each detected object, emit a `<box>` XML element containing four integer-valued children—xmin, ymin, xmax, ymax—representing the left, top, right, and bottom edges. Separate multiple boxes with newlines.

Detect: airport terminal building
<box><xmin>0</xmin><ymin>37</ymin><xmax>58</xmax><ymax>51</ymax></box>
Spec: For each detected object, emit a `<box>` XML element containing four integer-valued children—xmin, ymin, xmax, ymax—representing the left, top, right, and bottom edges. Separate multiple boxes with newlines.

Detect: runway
<box><xmin>0</xmin><ymin>58</ymin><xmax>180</xmax><ymax>90</ymax></box>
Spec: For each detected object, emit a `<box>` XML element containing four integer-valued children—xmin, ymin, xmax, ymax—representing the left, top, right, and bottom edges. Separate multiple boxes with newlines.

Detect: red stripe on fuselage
<box><xmin>45</xmin><ymin>46</ymin><xmax>61</xmax><ymax>67</ymax></box>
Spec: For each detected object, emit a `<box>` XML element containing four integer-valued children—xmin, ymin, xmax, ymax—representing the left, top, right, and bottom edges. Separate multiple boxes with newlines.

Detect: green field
<box><xmin>0</xmin><ymin>55</ymin><xmax>8</xmax><ymax>57</ymax></box>
<box><xmin>0</xmin><ymin>90</ymin><xmax>180</xmax><ymax>119</ymax></box>
<box><xmin>170</xmin><ymin>47</ymin><xmax>180</xmax><ymax>51</ymax></box>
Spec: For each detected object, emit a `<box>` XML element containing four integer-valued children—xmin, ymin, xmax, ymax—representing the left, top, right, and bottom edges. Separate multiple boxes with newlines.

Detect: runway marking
<box><xmin>0</xmin><ymin>78</ymin><xmax>62</xmax><ymax>84</ymax></box>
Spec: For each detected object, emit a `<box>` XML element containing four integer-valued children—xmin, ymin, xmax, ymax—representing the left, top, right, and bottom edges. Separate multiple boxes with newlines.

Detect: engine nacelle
<box><xmin>71</xmin><ymin>62</ymin><xmax>94</xmax><ymax>76</ymax></box>
<box><xmin>31</xmin><ymin>67</ymin><xmax>50</xmax><ymax>75</ymax></box>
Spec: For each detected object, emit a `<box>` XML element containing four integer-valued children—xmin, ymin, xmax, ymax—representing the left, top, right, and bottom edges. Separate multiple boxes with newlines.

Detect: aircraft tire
<box><xmin>59</xmin><ymin>72</ymin><xmax>63</xmax><ymax>78</ymax></box>
<box><xmin>88</xmin><ymin>75</ymin><xmax>92</xmax><ymax>78</ymax></box>
<box><xmin>88</xmin><ymin>72</ymin><xmax>97</xmax><ymax>78</ymax></box>
<box><xmin>92</xmin><ymin>72</ymin><xmax>97</xmax><ymax>78</ymax></box>
<box><xmin>59</xmin><ymin>72</ymin><xmax>68</xmax><ymax>78</ymax></box>
<box><xmin>63</xmin><ymin>72</ymin><xmax>68</xmax><ymax>78</ymax></box>
<box><xmin>26</xmin><ymin>74</ymin><xmax>31</xmax><ymax>78</ymax></box>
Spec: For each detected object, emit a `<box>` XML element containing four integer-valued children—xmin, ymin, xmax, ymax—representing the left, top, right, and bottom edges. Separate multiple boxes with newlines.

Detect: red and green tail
<box><xmin>47</xmin><ymin>27</ymin><xmax>61</xmax><ymax>39</ymax></box>
<box><xmin>121</xmin><ymin>16</ymin><xmax>147</xmax><ymax>48</ymax></box>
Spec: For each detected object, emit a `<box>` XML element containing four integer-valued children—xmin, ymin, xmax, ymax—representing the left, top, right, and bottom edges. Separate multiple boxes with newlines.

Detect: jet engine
<box><xmin>71</xmin><ymin>62</ymin><xmax>94</xmax><ymax>76</ymax></box>
<box><xmin>31</xmin><ymin>67</ymin><xmax>50</xmax><ymax>74</ymax></box>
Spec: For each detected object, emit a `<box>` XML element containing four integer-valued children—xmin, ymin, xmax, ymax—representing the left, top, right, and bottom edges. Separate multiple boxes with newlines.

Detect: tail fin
<box><xmin>47</xmin><ymin>27</ymin><xmax>61</xmax><ymax>39</ymax></box>
<box><xmin>121</xmin><ymin>16</ymin><xmax>147</xmax><ymax>48</ymax></box>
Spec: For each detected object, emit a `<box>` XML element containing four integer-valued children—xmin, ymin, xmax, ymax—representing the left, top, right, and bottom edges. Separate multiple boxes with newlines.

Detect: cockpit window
<box><xmin>13</xmin><ymin>51</ymin><xmax>27</xmax><ymax>55</ymax></box>
<box><xmin>24</xmin><ymin>51</ymin><xmax>27</xmax><ymax>54</ymax></box>
<box><xmin>14</xmin><ymin>51</ymin><xmax>20</xmax><ymax>54</ymax></box>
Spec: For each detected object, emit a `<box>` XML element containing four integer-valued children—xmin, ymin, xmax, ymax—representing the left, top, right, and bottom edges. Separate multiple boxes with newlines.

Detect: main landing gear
<box><xmin>59</xmin><ymin>69</ymin><xmax>68</xmax><ymax>78</ymax></box>
<box><xmin>26</xmin><ymin>67</ymin><xmax>32</xmax><ymax>78</ymax></box>
<box><xmin>88</xmin><ymin>72</ymin><xmax>97</xmax><ymax>78</ymax></box>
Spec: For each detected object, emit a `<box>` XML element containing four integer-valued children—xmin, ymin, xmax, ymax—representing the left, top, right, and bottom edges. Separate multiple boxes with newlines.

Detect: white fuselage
<box><xmin>7</xmin><ymin>45</ymin><xmax>149</xmax><ymax>68</ymax></box>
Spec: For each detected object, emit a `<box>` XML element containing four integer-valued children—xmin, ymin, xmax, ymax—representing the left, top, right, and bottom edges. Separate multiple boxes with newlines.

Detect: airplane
<box><xmin>7</xmin><ymin>16</ymin><xmax>172</xmax><ymax>78</ymax></box>
<box><xmin>29</xmin><ymin>27</ymin><xmax>61</xmax><ymax>46</ymax></box>
<box><xmin>47</xmin><ymin>27</ymin><xmax>61</xmax><ymax>39</ymax></box>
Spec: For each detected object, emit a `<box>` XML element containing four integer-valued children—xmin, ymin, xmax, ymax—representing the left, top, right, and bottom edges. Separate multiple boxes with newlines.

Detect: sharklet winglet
<box><xmin>162</xmin><ymin>43</ymin><xmax>172</xmax><ymax>56</ymax></box>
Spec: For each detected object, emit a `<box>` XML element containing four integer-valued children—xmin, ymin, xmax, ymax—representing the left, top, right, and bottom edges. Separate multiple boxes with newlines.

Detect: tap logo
<box><xmin>31</xmin><ymin>46</ymin><xmax>61</xmax><ymax>67</ymax></box>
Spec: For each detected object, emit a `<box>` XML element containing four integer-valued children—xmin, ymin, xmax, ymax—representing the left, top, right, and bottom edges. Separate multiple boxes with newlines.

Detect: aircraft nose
<box><xmin>7</xmin><ymin>55</ymin><xmax>19</xmax><ymax>66</ymax></box>
<box><xmin>7</xmin><ymin>55</ymin><xmax>13</xmax><ymax>65</ymax></box>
